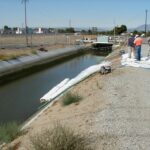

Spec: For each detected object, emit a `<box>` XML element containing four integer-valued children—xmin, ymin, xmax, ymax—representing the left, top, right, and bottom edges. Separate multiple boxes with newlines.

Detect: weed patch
<box><xmin>29</xmin><ymin>123</ymin><xmax>93</xmax><ymax>150</ymax></box>
<box><xmin>0</xmin><ymin>122</ymin><xmax>22</xmax><ymax>144</ymax></box>
<box><xmin>62</xmin><ymin>92</ymin><xmax>82</xmax><ymax>106</ymax></box>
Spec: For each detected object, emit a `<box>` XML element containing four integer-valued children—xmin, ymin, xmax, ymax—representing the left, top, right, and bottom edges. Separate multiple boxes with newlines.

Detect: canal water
<box><xmin>0</xmin><ymin>53</ymin><xmax>104</xmax><ymax>123</ymax></box>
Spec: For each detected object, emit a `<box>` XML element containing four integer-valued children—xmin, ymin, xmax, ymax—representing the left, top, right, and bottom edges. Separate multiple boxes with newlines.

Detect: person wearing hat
<box><xmin>128</xmin><ymin>33</ymin><xmax>135</xmax><ymax>58</ymax></box>
<box><xmin>134</xmin><ymin>34</ymin><xmax>143</xmax><ymax>61</ymax></box>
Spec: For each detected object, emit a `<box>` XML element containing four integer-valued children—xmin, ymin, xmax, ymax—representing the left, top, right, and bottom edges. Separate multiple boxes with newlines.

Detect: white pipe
<box><xmin>40</xmin><ymin>61</ymin><xmax>111</xmax><ymax>102</ymax></box>
<box><xmin>40</xmin><ymin>78</ymin><xmax>69</xmax><ymax>102</ymax></box>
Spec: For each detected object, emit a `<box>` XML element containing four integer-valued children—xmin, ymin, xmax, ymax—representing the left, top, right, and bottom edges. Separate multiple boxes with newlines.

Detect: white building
<box><xmin>16</xmin><ymin>28</ymin><xmax>23</xmax><ymax>34</ymax></box>
<box><xmin>35</xmin><ymin>28</ymin><xmax>44</xmax><ymax>34</ymax></box>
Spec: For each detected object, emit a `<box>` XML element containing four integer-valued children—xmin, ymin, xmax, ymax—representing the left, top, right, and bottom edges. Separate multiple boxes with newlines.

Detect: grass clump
<box><xmin>62</xmin><ymin>92</ymin><xmax>82</xmax><ymax>106</ymax></box>
<box><xmin>31</xmin><ymin>50</ymin><xmax>38</xmax><ymax>54</ymax></box>
<box><xmin>0</xmin><ymin>54</ymin><xmax>9</xmax><ymax>61</ymax></box>
<box><xmin>0</xmin><ymin>122</ymin><xmax>22</xmax><ymax>144</ymax></box>
<box><xmin>29</xmin><ymin>123</ymin><xmax>92</xmax><ymax>150</ymax></box>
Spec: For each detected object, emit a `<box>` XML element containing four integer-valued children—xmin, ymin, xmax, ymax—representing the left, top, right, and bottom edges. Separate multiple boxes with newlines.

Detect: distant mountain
<box><xmin>135</xmin><ymin>24</ymin><xmax>150</xmax><ymax>31</ymax></box>
<box><xmin>128</xmin><ymin>24</ymin><xmax>150</xmax><ymax>32</ymax></box>
<box><xmin>74</xmin><ymin>27</ymin><xmax>111</xmax><ymax>32</ymax></box>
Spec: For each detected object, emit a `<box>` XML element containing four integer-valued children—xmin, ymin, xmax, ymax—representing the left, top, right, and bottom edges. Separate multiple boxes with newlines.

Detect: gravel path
<box><xmin>93</xmin><ymin>44</ymin><xmax>150</xmax><ymax>149</ymax></box>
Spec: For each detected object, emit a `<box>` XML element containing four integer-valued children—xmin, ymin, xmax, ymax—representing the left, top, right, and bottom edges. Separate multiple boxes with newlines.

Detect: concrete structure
<box><xmin>92</xmin><ymin>35</ymin><xmax>113</xmax><ymax>52</ymax></box>
<box><xmin>0</xmin><ymin>46</ymin><xmax>87</xmax><ymax>84</ymax></box>
<box><xmin>97</xmin><ymin>35</ymin><xmax>109</xmax><ymax>43</ymax></box>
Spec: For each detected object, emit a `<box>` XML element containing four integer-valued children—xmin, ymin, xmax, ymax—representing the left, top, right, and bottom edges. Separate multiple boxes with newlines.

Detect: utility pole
<box><xmin>69</xmin><ymin>19</ymin><xmax>71</xmax><ymax>28</ymax></box>
<box><xmin>22</xmin><ymin>0</ymin><xmax>29</xmax><ymax>46</ymax></box>
<box><xmin>145</xmin><ymin>9</ymin><xmax>148</xmax><ymax>37</ymax></box>
<box><xmin>68</xmin><ymin>19</ymin><xmax>71</xmax><ymax>45</ymax></box>
<box><xmin>113</xmin><ymin>19</ymin><xmax>116</xmax><ymax>44</ymax></box>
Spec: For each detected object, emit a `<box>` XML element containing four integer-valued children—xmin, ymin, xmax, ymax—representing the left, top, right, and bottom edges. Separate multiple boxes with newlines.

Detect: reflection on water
<box><xmin>0</xmin><ymin>54</ymin><xmax>104</xmax><ymax>123</ymax></box>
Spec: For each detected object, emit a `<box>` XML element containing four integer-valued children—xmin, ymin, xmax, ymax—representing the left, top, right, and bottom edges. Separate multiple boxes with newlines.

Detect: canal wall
<box><xmin>0</xmin><ymin>45</ymin><xmax>88</xmax><ymax>84</ymax></box>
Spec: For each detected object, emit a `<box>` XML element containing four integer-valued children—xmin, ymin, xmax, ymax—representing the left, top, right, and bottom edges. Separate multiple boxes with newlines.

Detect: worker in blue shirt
<box><xmin>128</xmin><ymin>33</ymin><xmax>135</xmax><ymax>58</ymax></box>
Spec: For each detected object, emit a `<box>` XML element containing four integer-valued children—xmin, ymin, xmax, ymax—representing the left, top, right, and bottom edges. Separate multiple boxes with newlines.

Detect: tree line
<box><xmin>2</xmin><ymin>24</ymin><xmax>149</xmax><ymax>36</ymax></box>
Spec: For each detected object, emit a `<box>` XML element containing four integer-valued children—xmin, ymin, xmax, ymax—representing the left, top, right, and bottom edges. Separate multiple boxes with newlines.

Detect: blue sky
<box><xmin>0</xmin><ymin>0</ymin><xmax>149</xmax><ymax>29</ymax></box>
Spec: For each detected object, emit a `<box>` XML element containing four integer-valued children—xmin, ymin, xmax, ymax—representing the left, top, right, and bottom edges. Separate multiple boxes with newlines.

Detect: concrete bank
<box><xmin>0</xmin><ymin>45</ymin><xmax>88</xmax><ymax>84</ymax></box>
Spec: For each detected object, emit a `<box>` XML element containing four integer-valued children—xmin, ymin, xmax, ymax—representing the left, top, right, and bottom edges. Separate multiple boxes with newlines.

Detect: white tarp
<box><xmin>40</xmin><ymin>78</ymin><xmax>69</xmax><ymax>103</ymax></box>
<box><xmin>40</xmin><ymin>61</ymin><xmax>111</xmax><ymax>102</ymax></box>
<box><xmin>121</xmin><ymin>53</ymin><xmax>150</xmax><ymax>69</ymax></box>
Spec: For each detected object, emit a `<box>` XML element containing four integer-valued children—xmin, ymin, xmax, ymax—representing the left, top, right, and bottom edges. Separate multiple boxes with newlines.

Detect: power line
<box><xmin>22</xmin><ymin>0</ymin><xmax>29</xmax><ymax>46</ymax></box>
<box><xmin>69</xmin><ymin>19</ymin><xmax>72</xmax><ymax>28</ymax></box>
<box><xmin>145</xmin><ymin>9</ymin><xmax>148</xmax><ymax>37</ymax></box>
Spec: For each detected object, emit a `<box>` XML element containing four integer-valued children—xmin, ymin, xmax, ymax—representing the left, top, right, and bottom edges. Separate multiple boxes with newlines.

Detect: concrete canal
<box><xmin>0</xmin><ymin>52</ymin><xmax>105</xmax><ymax>123</ymax></box>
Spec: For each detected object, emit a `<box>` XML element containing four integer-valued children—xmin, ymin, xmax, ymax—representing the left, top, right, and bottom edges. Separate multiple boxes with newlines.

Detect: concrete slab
<box><xmin>0</xmin><ymin>61</ymin><xmax>11</xmax><ymax>68</ymax></box>
<box><xmin>18</xmin><ymin>56</ymin><xmax>37</xmax><ymax>63</ymax></box>
<box><xmin>0</xmin><ymin>46</ymin><xmax>86</xmax><ymax>77</ymax></box>
<box><xmin>7</xmin><ymin>59</ymin><xmax>20</xmax><ymax>65</ymax></box>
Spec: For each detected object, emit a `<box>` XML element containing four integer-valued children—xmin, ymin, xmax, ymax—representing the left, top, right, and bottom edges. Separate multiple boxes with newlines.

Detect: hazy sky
<box><xmin>0</xmin><ymin>0</ymin><xmax>149</xmax><ymax>29</ymax></box>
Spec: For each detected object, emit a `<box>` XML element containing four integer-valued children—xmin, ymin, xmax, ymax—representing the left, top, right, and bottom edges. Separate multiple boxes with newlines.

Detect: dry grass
<box><xmin>0</xmin><ymin>45</ymin><xmax>68</xmax><ymax>61</ymax></box>
<box><xmin>0</xmin><ymin>34</ymin><xmax>96</xmax><ymax>61</ymax></box>
<box><xmin>0</xmin><ymin>34</ymin><xmax>96</xmax><ymax>45</ymax></box>
<box><xmin>0</xmin><ymin>122</ymin><xmax>22</xmax><ymax>144</ymax></box>
<box><xmin>0</xmin><ymin>49</ymin><xmax>37</xmax><ymax>61</ymax></box>
<box><xmin>29</xmin><ymin>123</ymin><xmax>93</xmax><ymax>150</ymax></box>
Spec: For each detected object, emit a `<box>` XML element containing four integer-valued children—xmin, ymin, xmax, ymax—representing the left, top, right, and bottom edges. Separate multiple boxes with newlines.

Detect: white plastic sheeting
<box><xmin>40</xmin><ymin>61</ymin><xmax>111</xmax><ymax>102</ymax></box>
<box><xmin>40</xmin><ymin>78</ymin><xmax>69</xmax><ymax>103</ymax></box>
<box><xmin>121</xmin><ymin>53</ymin><xmax>150</xmax><ymax>69</ymax></box>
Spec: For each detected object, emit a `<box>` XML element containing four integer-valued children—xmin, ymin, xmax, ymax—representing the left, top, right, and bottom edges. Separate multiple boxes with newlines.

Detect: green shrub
<box><xmin>0</xmin><ymin>122</ymin><xmax>21</xmax><ymax>143</ymax></box>
<box><xmin>29</xmin><ymin>123</ymin><xmax>92</xmax><ymax>150</ymax></box>
<box><xmin>0</xmin><ymin>54</ymin><xmax>8</xmax><ymax>61</ymax></box>
<box><xmin>62</xmin><ymin>92</ymin><xmax>82</xmax><ymax>106</ymax></box>
<box><xmin>31</xmin><ymin>50</ymin><xmax>37</xmax><ymax>54</ymax></box>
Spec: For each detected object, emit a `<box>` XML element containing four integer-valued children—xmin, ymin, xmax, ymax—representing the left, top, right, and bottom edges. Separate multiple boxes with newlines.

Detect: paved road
<box><xmin>93</xmin><ymin>44</ymin><xmax>150</xmax><ymax>149</ymax></box>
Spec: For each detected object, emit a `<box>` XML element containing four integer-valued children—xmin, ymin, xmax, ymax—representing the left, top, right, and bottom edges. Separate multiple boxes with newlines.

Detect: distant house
<box><xmin>0</xmin><ymin>29</ymin><xmax>4</xmax><ymax>34</ymax></box>
<box><xmin>49</xmin><ymin>28</ymin><xmax>55</xmax><ymax>33</ymax></box>
<box><xmin>33</xmin><ymin>28</ymin><xmax>49</xmax><ymax>34</ymax></box>
<box><xmin>35</xmin><ymin>28</ymin><xmax>44</xmax><ymax>34</ymax></box>
<box><xmin>16</xmin><ymin>28</ymin><xmax>23</xmax><ymax>34</ymax></box>
<box><xmin>1</xmin><ymin>28</ymin><xmax>12</xmax><ymax>34</ymax></box>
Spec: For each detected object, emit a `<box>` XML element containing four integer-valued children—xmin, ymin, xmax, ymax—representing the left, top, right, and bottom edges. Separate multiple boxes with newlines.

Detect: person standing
<box><xmin>134</xmin><ymin>35</ymin><xmax>143</xmax><ymax>61</ymax></box>
<box><xmin>128</xmin><ymin>33</ymin><xmax>135</xmax><ymax>58</ymax></box>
